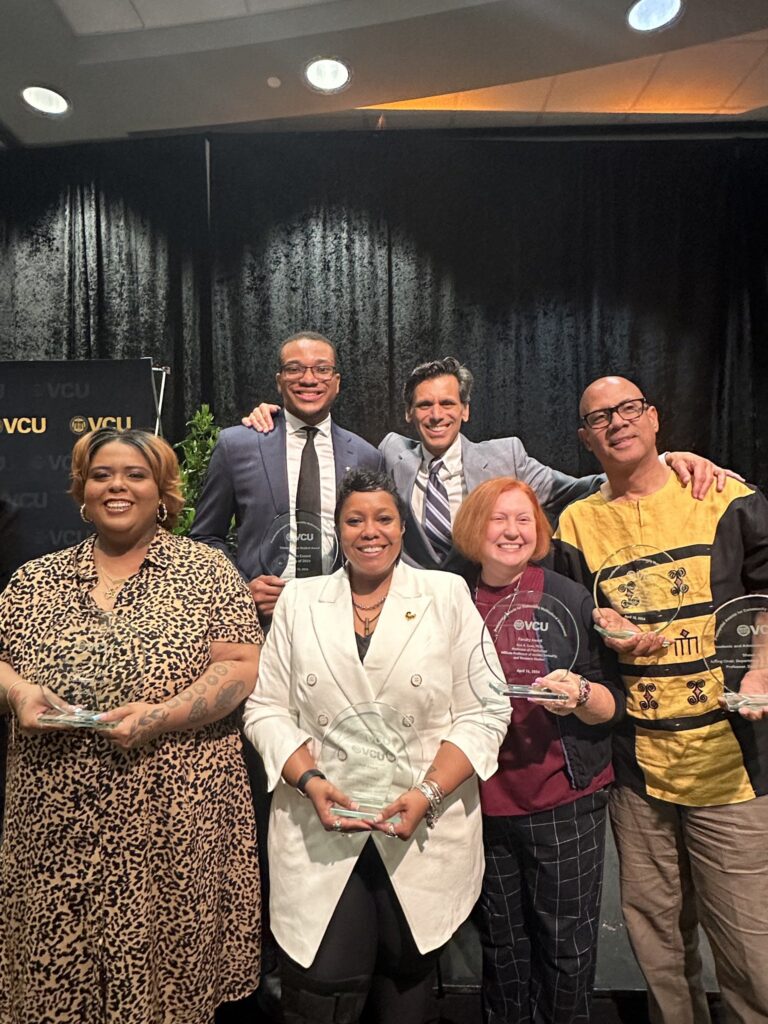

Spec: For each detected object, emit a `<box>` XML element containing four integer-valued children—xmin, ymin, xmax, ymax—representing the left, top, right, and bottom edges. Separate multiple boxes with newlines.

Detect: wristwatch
<box><xmin>296</xmin><ymin>768</ymin><xmax>326</xmax><ymax>796</ymax></box>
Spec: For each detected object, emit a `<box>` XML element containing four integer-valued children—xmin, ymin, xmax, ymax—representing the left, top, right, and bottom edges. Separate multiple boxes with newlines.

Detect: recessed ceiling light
<box><xmin>627</xmin><ymin>0</ymin><xmax>682</xmax><ymax>32</ymax></box>
<box><xmin>267</xmin><ymin>76</ymin><xmax>282</xmax><ymax>89</ymax></box>
<box><xmin>303</xmin><ymin>58</ymin><xmax>351</xmax><ymax>95</ymax></box>
<box><xmin>21</xmin><ymin>85</ymin><xmax>70</xmax><ymax>117</ymax></box>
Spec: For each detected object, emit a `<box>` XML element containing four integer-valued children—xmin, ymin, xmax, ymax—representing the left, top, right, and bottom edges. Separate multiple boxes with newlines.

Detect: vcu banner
<box><xmin>0</xmin><ymin>358</ymin><xmax>155</xmax><ymax>584</ymax></box>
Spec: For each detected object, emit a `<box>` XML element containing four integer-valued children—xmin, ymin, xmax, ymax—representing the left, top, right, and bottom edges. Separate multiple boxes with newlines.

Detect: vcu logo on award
<box><xmin>70</xmin><ymin>415</ymin><xmax>133</xmax><ymax>435</ymax></box>
<box><xmin>0</xmin><ymin>417</ymin><xmax>47</xmax><ymax>434</ymax></box>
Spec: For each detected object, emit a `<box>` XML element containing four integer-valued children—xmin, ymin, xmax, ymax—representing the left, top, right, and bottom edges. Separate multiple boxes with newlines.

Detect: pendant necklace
<box><xmin>99</xmin><ymin>570</ymin><xmax>127</xmax><ymax>601</ymax></box>
<box><xmin>351</xmin><ymin>593</ymin><xmax>388</xmax><ymax>638</ymax></box>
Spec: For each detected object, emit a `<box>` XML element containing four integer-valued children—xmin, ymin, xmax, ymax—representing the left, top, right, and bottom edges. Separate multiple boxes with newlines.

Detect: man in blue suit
<box><xmin>190</xmin><ymin>331</ymin><xmax>383</xmax><ymax>621</ymax></box>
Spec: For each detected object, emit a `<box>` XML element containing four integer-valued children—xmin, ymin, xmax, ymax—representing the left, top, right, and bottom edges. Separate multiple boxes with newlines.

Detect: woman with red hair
<box><xmin>454</xmin><ymin>478</ymin><xmax>624</xmax><ymax>1024</ymax></box>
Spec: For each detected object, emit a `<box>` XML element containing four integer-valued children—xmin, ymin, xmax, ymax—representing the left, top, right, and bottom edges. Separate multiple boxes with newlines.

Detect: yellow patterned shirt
<box><xmin>554</xmin><ymin>473</ymin><xmax>768</xmax><ymax>806</ymax></box>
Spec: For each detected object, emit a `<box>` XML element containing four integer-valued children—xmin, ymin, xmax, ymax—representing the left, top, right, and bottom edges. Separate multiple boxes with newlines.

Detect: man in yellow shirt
<box><xmin>554</xmin><ymin>376</ymin><xmax>768</xmax><ymax>1024</ymax></box>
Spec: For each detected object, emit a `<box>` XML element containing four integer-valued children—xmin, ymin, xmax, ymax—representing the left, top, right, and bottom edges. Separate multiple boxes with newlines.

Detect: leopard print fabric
<box><xmin>0</xmin><ymin>529</ymin><xmax>263</xmax><ymax>1024</ymax></box>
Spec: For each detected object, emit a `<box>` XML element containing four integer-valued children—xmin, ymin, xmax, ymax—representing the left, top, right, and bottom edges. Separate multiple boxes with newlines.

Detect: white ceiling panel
<box><xmin>633</xmin><ymin>40</ymin><xmax>768</xmax><ymax>112</ymax></box>
<box><xmin>54</xmin><ymin>0</ymin><xmax>143</xmax><ymax>35</ymax></box>
<box><xmin>244</xmin><ymin>0</ymin><xmax>339</xmax><ymax>12</ymax></box>
<box><xmin>131</xmin><ymin>0</ymin><xmax>248</xmax><ymax>30</ymax></box>
<box><xmin>545</xmin><ymin>55</ymin><xmax>660</xmax><ymax>113</ymax></box>
<box><xmin>720</xmin><ymin>49</ymin><xmax>768</xmax><ymax>111</ymax></box>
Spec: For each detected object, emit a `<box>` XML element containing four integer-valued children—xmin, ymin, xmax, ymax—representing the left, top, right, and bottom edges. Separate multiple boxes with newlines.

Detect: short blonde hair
<box><xmin>453</xmin><ymin>477</ymin><xmax>552</xmax><ymax>565</ymax></box>
<box><xmin>70</xmin><ymin>429</ymin><xmax>184</xmax><ymax>529</ymax></box>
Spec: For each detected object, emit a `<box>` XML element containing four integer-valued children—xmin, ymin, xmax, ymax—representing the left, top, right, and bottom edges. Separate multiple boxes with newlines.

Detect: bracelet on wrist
<box><xmin>296</xmin><ymin>768</ymin><xmax>326</xmax><ymax>796</ymax></box>
<box><xmin>4</xmin><ymin>680</ymin><xmax>24</xmax><ymax>713</ymax></box>
<box><xmin>412</xmin><ymin>778</ymin><xmax>446</xmax><ymax>829</ymax></box>
<box><xmin>576</xmin><ymin>677</ymin><xmax>592</xmax><ymax>707</ymax></box>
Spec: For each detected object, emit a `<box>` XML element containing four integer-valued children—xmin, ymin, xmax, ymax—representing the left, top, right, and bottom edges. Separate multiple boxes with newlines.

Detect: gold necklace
<box><xmin>99</xmin><ymin>569</ymin><xmax>127</xmax><ymax>601</ymax></box>
<box><xmin>353</xmin><ymin>603</ymin><xmax>383</xmax><ymax>637</ymax></box>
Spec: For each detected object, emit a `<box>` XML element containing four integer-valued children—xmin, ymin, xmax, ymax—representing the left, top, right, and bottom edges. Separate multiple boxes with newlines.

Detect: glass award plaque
<box><xmin>318</xmin><ymin>702</ymin><xmax>423</xmax><ymax>820</ymax></box>
<box><xmin>702</xmin><ymin>594</ymin><xmax>768</xmax><ymax>712</ymax></box>
<box><xmin>592</xmin><ymin>545</ymin><xmax>685</xmax><ymax>639</ymax></box>
<box><xmin>479</xmin><ymin>590</ymin><xmax>578</xmax><ymax>702</ymax></box>
<box><xmin>35</xmin><ymin>608</ymin><xmax>144</xmax><ymax>729</ymax></box>
<box><xmin>260</xmin><ymin>511</ymin><xmax>339</xmax><ymax>577</ymax></box>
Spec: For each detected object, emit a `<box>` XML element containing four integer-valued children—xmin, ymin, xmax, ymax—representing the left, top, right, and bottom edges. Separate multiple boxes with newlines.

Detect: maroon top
<box><xmin>474</xmin><ymin>565</ymin><xmax>612</xmax><ymax>816</ymax></box>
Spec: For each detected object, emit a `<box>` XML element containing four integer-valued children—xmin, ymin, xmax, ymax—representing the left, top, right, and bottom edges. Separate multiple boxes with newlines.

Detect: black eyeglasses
<box><xmin>581</xmin><ymin>398</ymin><xmax>648</xmax><ymax>430</ymax></box>
<box><xmin>278</xmin><ymin>363</ymin><xmax>338</xmax><ymax>381</ymax></box>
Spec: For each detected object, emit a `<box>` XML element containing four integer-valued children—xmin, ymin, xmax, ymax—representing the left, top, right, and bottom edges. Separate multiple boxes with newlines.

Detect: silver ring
<box><xmin>387</xmin><ymin>822</ymin><xmax>397</xmax><ymax>838</ymax></box>
<box><xmin>332</xmin><ymin>819</ymin><xmax>342</xmax><ymax>832</ymax></box>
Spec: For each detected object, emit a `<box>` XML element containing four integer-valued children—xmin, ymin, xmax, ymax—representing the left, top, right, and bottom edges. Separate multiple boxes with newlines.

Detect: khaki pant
<box><xmin>610</xmin><ymin>786</ymin><xmax>768</xmax><ymax>1024</ymax></box>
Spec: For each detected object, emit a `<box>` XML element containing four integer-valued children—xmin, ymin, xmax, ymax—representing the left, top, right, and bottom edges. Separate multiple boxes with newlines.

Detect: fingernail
<box><xmin>374</xmin><ymin>814</ymin><xmax>383</xmax><ymax>823</ymax></box>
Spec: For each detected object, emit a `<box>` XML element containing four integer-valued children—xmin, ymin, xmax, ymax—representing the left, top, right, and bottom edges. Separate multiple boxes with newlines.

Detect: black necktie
<box><xmin>295</xmin><ymin>426</ymin><xmax>323</xmax><ymax>577</ymax></box>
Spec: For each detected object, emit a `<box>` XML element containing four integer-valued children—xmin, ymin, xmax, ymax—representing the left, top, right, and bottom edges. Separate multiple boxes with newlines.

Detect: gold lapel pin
<box><xmin>405</xmin><ymin>611</ymin><xmax>416</xmax><ymax>620</ymax></box>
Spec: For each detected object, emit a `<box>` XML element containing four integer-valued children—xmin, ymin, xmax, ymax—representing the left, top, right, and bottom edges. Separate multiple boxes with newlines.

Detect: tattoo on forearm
<box><xmin>127</xmin><ymin>705</ymin><xmax>170</xmax><ymax>743</ymax></box>
<box><xmin>425</xmin><ymin>764</ymin><xmax>438</xmax><ymax>778</ymax></box>
<box><xmin>188</xmin><ymin>697</ymin><xmax>208</xmax><ymax>723</ymax></box>
<box><xmin>211</xmin><ymin>663</ymin><xmax>229</xmax><ymax>676</ymax></box>
<box><xmin>213</xmin><ymin>679</ymin><xmax>245</xmax><ymax>712</ymax></box>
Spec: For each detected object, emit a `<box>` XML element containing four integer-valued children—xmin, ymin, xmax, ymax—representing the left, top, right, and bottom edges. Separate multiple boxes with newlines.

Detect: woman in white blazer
<box><xmin>243</xmin><ymin>468</ymin><xmax>509</xmax><ymax>1024</ymax></box>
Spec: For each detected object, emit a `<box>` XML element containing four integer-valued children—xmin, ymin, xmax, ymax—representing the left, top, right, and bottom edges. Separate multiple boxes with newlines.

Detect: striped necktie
<box><xmin>423</xmin><ymin>458</ymin><xmax>452</xmax><ymax>560</ymax></box>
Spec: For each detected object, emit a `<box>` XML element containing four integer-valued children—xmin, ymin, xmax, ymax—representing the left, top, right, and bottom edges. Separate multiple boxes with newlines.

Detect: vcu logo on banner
<box><xmin>0</xmin><ymin>417</ymin><xmax>47</xmax><ymax>434</ymax></box>
<box><xmin>70</xmin><ymin>415</ymin><xmax>133</xmax><ymax>434</ymax></box>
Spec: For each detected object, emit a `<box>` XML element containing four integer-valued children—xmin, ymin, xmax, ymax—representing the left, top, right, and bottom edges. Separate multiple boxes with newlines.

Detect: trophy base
<box><xmin>38</xmin><ymin>710</ymin><xmax>117</xmax><ymax>730</ymax></box>
<box><xmin>594</xmin><ymin>624</ymin><xmax>644</xmax><ymax>639</ymax></box>
<box><xmin>491</xmin><ymin>683</ymin><xmax>569</xmax><ymax>702</ymax></box>
<box><xmin>332</xmin><ymin>803</ymin><xmax>401</xmax><ymax>823</ymax></box>
<box><xmin>722</xmin><ymin>692</ymin><xmax>768</xmax><ymax>712</ymax></box>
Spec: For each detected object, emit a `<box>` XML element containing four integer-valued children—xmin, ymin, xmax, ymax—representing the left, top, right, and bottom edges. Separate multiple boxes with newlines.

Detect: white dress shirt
<box><xmin>410</xmin><ymin>433</ymin><xmax>467</xmax><ymax>536</ymax></box>
<box><xmin>283</xmin><ymin>409</ymin><xmax>337</xmax><ymax>578</ymax></box>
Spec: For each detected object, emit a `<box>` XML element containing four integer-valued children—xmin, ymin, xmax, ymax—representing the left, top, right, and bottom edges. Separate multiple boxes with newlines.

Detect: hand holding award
<box><xmin>703</xmin><ymin>594</ymin><xmax>768</xmax><ymax>719</ymax></box>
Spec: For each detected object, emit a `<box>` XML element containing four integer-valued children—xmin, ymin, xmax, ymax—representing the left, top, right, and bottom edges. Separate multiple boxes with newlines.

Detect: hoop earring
<box><xmin>156</xmin><ymin>501</ymin><xmax>168</xmax><ymax>524</ymax></box>
<box><xmin>80</xmin><ymin>504</ymin><xmax>91</xmax><ymax>523</ymax></box>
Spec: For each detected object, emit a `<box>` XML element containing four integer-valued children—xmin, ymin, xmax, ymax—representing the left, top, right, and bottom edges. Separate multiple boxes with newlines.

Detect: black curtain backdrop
<box><xmin>1</xmin><ymin>131</ymin><xmax>767</xmax><ymax>487</ymax></box>
<box><xmin>0</xmin><ymin>138</ymin><xmax>207</xmax><ymax>440</ymax></box>
<box><xmin>210</xmin><ymin>133</ymin><xmax>768</xmax><ymax>489</ymax></box>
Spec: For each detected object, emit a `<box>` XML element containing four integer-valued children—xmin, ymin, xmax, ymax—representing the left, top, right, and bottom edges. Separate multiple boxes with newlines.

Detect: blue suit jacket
<box><xmin>190</xmin><ymin>420</ymin><xmax>384</xmax><ymax>581</ymax></box>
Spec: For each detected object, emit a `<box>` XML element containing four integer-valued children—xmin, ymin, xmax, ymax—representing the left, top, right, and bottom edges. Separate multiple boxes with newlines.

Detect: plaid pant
<box><xmin>477</xmin><ymin>789</ymin><xmax>609</xmax><ymax>1024</ymax></box>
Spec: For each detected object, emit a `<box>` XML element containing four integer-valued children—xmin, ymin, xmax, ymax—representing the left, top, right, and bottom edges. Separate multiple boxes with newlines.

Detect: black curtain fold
<box><xmin>1</xmin><ymin>131</ymin><xmax>767</xmax><ymax>487</ymax></box>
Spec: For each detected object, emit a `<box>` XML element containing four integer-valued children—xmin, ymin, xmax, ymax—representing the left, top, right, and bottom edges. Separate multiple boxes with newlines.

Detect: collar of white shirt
<box><xmin>284</xmin><ymin>409</ymin><xmax>332</xmax><ymax>438</ymax></box>
<box><xmin>418</xmin><ymin>432</ymin><xmax>463</xmax><ymax>478</ymax></box>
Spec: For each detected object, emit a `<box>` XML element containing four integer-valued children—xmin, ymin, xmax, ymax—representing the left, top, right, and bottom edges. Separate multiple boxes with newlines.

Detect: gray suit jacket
<box><xmin>378</xmin><ymin>431</ymin><xmax>602</xmax><ymax>571</ymax></box>
<box><xmin>190</xmin><ymin>419</ymin><xmax>384</xmax><ymax>581</ymax></box>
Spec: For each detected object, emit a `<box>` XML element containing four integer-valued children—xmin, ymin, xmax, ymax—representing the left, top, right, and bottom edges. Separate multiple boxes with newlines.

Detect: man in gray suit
<box><xmin>380</xmin><ymin>357</ymin><xmax>606</xmax><ymax>571</ymax></box>
<box><xmin>244</xmin><ymin>354</ymin><xmax>728</xmax><ymax>573</ymax></box>
<box><xmin>190</xmin><ymin>331</ymin><xmax>383</xmax><ymax>621</ymax></box>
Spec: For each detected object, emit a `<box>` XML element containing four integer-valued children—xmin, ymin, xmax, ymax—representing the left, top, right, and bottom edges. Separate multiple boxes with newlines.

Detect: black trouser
<box><xmin>280</xmin><ymin>840</ymin><xmax>440</xmax><ymax>1024</ymax></box>
<box><xmin>477</xmin><ymin>789</ymin><xmax>609</xmax><ymax>1024</ymax></box>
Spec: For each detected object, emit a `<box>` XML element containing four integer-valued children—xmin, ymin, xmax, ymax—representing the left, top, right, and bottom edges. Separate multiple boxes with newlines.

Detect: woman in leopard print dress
<box><xmin>0</xmin><ymin>428</ymin><xmax>262</xmax><ymax>1024</ymax></box>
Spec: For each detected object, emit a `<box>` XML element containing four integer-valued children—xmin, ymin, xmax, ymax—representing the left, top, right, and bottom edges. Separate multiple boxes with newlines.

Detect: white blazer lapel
<box><xmin>362</xmin><ymin>562</ymin><xmax>433</xmax><ymax>701</ymax></box>
<box><xmin>310</xmin><ymin>572</ymin><xmax>377</xmax><ymax>706</ymax></box>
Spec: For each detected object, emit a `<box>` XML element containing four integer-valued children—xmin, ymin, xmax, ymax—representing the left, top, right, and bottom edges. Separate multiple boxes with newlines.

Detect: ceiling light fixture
<box><xmin>303</xmin><ymin>58</ymin><xmax>351</xmax><ymax>95</ymax></box>
<box><xmin>21</xmin><ymin>85</ymin><xmax>70</xmax><ymax>117</ymax></box>
<box><xmin>627</xmin><ymin>0</ymin><xmax>682</xmax><ymax>32</ymax></box>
